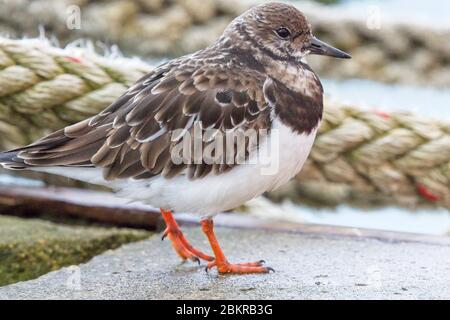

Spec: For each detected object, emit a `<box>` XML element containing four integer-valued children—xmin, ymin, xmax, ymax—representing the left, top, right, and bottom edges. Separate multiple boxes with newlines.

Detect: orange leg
<box><xmin>201</xmin><ymin>218</ymin><xmax>274</xmax><ymax>274</ymax></box>
<box><xmin>160</xmin><ymin>209</ymin><xmax>214</xmax><ymax>263</ymax></box>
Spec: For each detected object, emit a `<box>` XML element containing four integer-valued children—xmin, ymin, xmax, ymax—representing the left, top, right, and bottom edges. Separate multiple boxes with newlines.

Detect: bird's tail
<box><xmin>0</xmin><ymin>149</ymin><xmax>28</xmax><ymax>170</ymax></box>
<box><xmin>0</xmin><ymin>128</ymin><xmax>71</xmax><ymax>170</ymax></box>
<box><xmin>0</xmin><ymin>123</ymin><xmax>107</xmax><ymax>186</ymax></box>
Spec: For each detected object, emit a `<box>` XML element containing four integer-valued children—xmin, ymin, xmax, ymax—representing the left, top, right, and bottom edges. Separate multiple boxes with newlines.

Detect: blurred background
<box><xmin>0</xmin><ymin>0</ymin><xmax>449</xmax><ymax>285</ymax></box>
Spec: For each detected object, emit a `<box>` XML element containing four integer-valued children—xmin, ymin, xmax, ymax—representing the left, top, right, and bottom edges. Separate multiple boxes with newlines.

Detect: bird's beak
<box><xmin>306</xmin><ymin>36</ymin><xmax>351</xmax><ymax>59</ymax></box>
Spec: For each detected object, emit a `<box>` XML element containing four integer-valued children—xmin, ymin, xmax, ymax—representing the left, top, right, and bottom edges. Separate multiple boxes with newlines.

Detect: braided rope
<box><xmin>1</xmin><ymin>0</ymin><xmax>449</xmax><ymax>86</ymax></box>
<box><xmin>0</xmin><ymin>38</ymin><xmax>150</xmax><ymax>149</ymax></box>
<box><xmin>285</xmin><ymin>103</ymin><xmax>450</xmax><ymax>209</ymax></box>
<box><xmin>0</xmin><ymin>38</ymin><xmax>448</xmax><ymax>210</ymax></box>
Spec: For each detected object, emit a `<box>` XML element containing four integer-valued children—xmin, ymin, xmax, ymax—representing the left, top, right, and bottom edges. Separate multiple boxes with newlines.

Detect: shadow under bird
<box><xmin>0</xmin><ymin>2</ymin><xmax>350</xmax><ymax>274</ymax></box>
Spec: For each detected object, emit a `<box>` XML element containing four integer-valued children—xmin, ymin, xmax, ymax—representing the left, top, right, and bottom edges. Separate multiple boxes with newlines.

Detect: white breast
<box><xmin>118</xmin><ymin>118</ymin><xmax>319</xmax><ymax>215</ymax></box>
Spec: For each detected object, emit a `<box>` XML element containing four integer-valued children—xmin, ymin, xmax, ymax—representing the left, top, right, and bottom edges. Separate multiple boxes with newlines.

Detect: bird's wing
<box><xmin>7</xmin><ymin>59</ymin><xmax>273</xmax><ymax>181</ymax></box>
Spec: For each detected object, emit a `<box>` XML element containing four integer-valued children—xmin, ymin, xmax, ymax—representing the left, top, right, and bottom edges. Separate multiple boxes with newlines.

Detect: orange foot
<box><xmin>160</xmin><ymin>209</ymin><xmax>214</xmax><ymax>264</ymax></box>
<box><xmin>201</xmin><ymin>218</ymin><xmax>274</xmax><ymax>274</ymax></box>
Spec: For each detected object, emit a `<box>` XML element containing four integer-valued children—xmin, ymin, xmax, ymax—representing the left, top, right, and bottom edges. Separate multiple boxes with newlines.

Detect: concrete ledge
<box><xmin>177</xmin><ymin>213</ymin><xmax>450</xmax><ymax>247</ymax></box>
<box><xmin>1</xmin><ymin>223</ymin><xmax>449</xmax><ymax>299</ymax></box>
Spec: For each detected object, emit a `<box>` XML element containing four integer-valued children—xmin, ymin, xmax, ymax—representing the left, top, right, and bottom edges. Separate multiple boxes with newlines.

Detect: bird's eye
<box><xmin>276</xmin><ymin>27</ymin><xmax>291</xmax><ymax>39</ymax></box>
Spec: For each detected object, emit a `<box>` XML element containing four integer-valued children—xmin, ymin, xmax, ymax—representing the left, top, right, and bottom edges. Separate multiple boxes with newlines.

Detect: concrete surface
<box><xmin>1</xmin><ymin>225</ymin><xmax>449</xmax><ymax>299</ymax></box>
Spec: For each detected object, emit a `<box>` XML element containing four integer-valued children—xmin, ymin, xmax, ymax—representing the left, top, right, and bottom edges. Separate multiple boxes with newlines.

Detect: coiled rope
<box><xmin>0</xmin><ymin>38</ymin><xmax>448</xmax><ymax>210</ymax></box>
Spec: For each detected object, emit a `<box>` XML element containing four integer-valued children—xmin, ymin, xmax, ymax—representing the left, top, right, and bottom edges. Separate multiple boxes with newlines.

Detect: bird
<box><xmin>0</xmin><ymin>2</ymin><xmax>350</xmax><ymax>274</ymax></box>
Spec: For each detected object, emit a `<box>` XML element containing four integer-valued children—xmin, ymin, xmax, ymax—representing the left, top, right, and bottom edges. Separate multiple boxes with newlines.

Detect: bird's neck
<box><xmin>260</xmin><ymin>56</ymin><xmax>323</xmax><ymax>100</ymax></box>
<box><xmin>260</xmin><ymin>57</ymin><xmax>324</xmax><ymax>135</ymax></box>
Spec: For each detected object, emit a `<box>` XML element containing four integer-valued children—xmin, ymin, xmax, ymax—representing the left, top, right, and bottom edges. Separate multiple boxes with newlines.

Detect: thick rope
<box><xmin>282</xmin><ymin>103</ymin><xmax>450</xmax><ymax>209</ymax></box>
<box><xmin>0</xmin><ymin>38</ymin><xmax>448</xmax><ymax>210</ymax></box>
<box><xmin>0</xmin><ymin>38</ymin><xmax>151</xmax><ymax>149</ymax></box>
<box><xmin>1</xmin><ymin>0</ymin><xmax>449</xmax><ymax>86</ymax></box>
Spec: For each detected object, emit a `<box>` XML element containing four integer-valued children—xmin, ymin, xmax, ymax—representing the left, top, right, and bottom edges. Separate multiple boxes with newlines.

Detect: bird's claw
<box><xmin>192</xmin><ymin>256</ymin><xmax>201</xmax><ymax>265</ymax></box>
<box><xmin>161</xmin><ymin>229</ymin><xmax>169</xmax><ymax>241</ymax></box>
<box><xmin>204</xmin><ymin>259</ymin><xmax>273</xmax><ymax>274</ymax></box>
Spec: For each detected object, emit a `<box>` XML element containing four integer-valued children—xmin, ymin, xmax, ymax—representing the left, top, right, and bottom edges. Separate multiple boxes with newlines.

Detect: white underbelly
<box><xmin>118</xmin><ymin>119</ymin><xmax>319</xmax><ymax>215</ymax></box>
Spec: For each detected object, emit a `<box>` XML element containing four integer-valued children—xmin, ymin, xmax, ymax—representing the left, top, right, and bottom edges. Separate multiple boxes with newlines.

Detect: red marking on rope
<box><xmin>374</xmin><ymin>110</ymin><xmax>390</xmax><ymax>119</ymax></box>
<box><xmin>65</xmin><ymin>56</ymin><xmax>82</xmax><ymax>63</ymax></box>
<box><xmin>417</xmin><ymin>184</ymin><xmax>440</xmax><ymax>202</ymax></box>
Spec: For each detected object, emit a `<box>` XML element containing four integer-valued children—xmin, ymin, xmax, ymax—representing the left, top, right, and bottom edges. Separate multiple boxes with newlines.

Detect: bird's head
<box><xmin>227</xmin><ymin>2</ymin><xmax>351</xmax><ymax>62</ymax></box>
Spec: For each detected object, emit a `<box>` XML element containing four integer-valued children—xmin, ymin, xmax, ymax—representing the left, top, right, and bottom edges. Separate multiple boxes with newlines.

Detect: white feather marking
<box><xmin>136</xmin><ymin>126</ymin><xmax>167</xmax><ymax>143</ymax></box>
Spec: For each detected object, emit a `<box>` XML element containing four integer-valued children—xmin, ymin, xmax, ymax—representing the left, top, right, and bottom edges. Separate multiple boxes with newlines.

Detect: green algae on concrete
<box><xmin>0</xmin><ymin>215</ymin><xmax>152</xmax><ymax>286</ymax></box>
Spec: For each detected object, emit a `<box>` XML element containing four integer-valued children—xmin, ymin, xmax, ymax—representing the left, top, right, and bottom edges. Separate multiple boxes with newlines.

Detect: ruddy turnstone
<box><xmin>0</xmin><ymin>2</ymin><xmax>350</xmax><ymax>274</ymax></box>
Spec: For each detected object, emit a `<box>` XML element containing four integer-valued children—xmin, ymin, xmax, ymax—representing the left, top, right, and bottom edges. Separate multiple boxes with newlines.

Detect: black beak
<box><xmin>307</xmin><ymin>36</ymin><xmax>351</xmax><ymax>59</ymax></box>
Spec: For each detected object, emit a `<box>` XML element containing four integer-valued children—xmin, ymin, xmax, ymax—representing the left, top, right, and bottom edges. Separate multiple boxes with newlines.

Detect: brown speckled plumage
<box><xmin>0</xmin><ymin>2</ymin><xmax>349</xmax><ymax>182</ymax></box>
